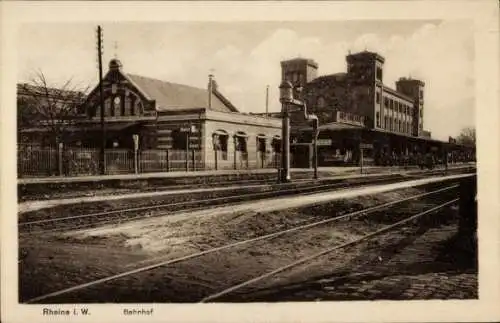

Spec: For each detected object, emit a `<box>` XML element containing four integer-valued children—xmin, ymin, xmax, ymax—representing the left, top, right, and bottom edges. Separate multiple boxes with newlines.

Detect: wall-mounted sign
<box><xmin>180</xmin><ymin>124</ymin><xmax>198</xmax><ymax>133</ymax></box>
<box><xmin>317</xmin><ymin>139</ymin><xmax>332</xmax><ymax>146</ymax></box>
<box><xmin>360</xmin><ymin>143</ymin><xmax>373</xmax><ymax>149</ymax></box>
<box><xmin>132</xmin><ymin>134</ymin><xmax>139</xmax><ymax>150</ymax></box>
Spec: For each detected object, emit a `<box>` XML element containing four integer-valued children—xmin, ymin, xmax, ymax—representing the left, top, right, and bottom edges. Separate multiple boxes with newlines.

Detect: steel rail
<box><xmin>24</xmin><ymin>184</ymin><xmax>458</xmax><ymax>304</ymax></box>
<box><xmin>200</xmin><ymin>198</ymin><xmax>459</xmax><ymax>303</ymax></box>
<box><xmin>20</xmin><ymin>166</ymin><xmax>465</xmax><ymax>226</ymax></box>
<box><xmin>19</xmin><ymin>175</ymin><xmax>384</xmax><ymax>226</ymax></box>
<box><xmin>23</xmin><ymin>177</ymin><xmax>397</xmax><ymax>235</ymax></box>
<box><xmin>21</xmin><ymin>175</ymin><xmax>402</xmax><ymax>233</ymax></box>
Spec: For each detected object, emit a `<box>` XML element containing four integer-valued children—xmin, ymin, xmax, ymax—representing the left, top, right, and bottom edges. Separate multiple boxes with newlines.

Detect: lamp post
<box><xmin>279</xmin><ymin>80</ymin><xmax>319</xmax><ymax>182</ymax></box>
<box><xmin>279</xmin><ymin>81</ymin><xmax>293</xmax><ymax>183</ymax></box>
<box><xmin>312</xmin><ymin>117</ymin><xmax>319</xmax><ymax>180</ymax></box>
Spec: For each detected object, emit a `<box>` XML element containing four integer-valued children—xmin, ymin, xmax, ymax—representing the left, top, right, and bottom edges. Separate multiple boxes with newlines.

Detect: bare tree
<box><xmin>456</xmin><ymin>127</ymin><xmax>476</xmax><ymax>146</ymax></box>
<box><xmin>17</xmin><ymin>71</ymin><xmax>89</xmax><ymax>146</ymax></box>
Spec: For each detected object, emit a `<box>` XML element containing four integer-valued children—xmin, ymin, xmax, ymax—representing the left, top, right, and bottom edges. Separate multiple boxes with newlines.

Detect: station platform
<box><xmin>18</xmin><ymin>165</ymin><xmax>475</xmax><ymax>214</ymax></box>
<box><xmin>17</xmin><ymin>163</ymin><xmax>474</xmax><ymax>185</ymax></box>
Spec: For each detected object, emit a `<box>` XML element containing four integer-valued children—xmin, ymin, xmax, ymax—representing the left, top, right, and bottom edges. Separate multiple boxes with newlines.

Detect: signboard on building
<box><xmin>317</xmin><ymin>139</ymin><xmax>332</xmax><ymax>146</ymax></box>
<box><xmin>132</xmin><ymin>134</ymin><xmax>139</xmax><ymax>150</ymax></box>
<box><xmin>336</xmin><ymin>110</ymin><xmax>365</xmax><ymax>127</ymax></box>
<box><xmin>360</xmin><ymin>143</ymin><xmax>373</xmax><ymax>149</ymax></box>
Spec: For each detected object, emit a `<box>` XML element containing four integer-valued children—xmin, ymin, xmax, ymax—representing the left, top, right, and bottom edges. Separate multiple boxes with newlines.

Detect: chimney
<box><xmin>208</xmin><ymin>74</ymin><xmax>214</xmax><ymax>110</ymax></box>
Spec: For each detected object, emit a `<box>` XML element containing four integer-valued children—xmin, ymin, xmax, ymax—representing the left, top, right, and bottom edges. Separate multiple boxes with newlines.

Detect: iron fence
<box><xmin>17</xmin><ymin>144</ymin><xmax>281</xmax><ymax>178</ymax></box>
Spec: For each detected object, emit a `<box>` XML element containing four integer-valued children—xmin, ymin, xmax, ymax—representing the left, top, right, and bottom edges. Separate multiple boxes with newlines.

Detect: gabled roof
<box><xmin>126</xmin><ymin>74</ymin><xmax>238</xmax><ymax>113</ymax></box>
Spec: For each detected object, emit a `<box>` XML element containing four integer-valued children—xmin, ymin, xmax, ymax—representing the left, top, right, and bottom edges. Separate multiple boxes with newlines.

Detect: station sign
<box><xmin>180</xmin><ymin>125</ymin><xmax>198</xmax><ymax>133</ymax></box>
<box><xmin>317</xmin><ymin>139</ymin><xmax>333</xmax><ymax>146</ymax></box>
<box><xmin>132</xmin><ymin>134</ymin><xmax>139</xmax><ymax>150</ymax></box>
<box><xmin>360</xmin><ymin>143</ymin><xmax>373</xmax><ymax>149</ymax></box>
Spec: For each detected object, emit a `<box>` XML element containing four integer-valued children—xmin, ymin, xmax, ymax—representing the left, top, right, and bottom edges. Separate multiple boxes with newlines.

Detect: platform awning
<box><xmin>295</xmin><ymin>122</ymin><xmax>364</xmax><ymax>132</ymax></box>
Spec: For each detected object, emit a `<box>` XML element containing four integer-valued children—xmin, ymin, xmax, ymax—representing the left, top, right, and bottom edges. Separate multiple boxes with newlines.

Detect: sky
<box><xmin>17</xmin><ymin>20</ymin><xmax>475</xmax><ymax>140</ymax></box>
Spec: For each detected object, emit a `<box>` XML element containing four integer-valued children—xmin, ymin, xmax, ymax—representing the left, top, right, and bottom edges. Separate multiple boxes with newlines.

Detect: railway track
<box><xmin>23</xmin><ymin>179</ymin><xmax>465</xmax><ymax>303</ymax></box>
<box><xmin>19</xmin><ymin>169</ymin><xmax>462</xmax><ymax>234</ymax></box>
<box><xmin>200</xmin><ymin>198</ymin><xmax>459</xmax><ymax>302</ymax></box>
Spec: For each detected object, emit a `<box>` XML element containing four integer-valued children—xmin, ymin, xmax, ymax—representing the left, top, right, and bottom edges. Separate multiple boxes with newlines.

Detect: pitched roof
<box><xmin>125</xmin><ymin>74</ymin><xmax>238</xmax><ymax>113</ymax></box>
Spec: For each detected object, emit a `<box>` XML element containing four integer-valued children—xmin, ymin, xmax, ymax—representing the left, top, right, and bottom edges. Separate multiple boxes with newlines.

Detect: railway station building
<box><xmin>18</xmin><ymin>59</ymin><xmax>282</xmax><ymax>175</ymax></box>
<box><xmin>274</xmin><ymin>51</ymin><xmax>475</xmax><ymax>167</ymax></box>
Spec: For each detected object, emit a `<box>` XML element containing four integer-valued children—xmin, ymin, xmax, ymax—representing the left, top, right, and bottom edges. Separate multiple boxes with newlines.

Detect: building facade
<box><xmin>277</xmin><ymin>51</ymin><xmax>474</xmax><ymax>167</ymax></box>
<box><xmin>18</xmin><ymin>59</ymin><xmax>282</xmax><ymax>175</ymax></box>
<box><xmin>281</xmin><ymin>51</ymin><xmax>427</xmax><ymax>138</ymax></box>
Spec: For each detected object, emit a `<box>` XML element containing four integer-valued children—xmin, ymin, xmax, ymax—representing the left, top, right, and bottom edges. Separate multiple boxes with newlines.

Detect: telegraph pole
<box><xmin>97</xmin><ymin>26</ymin><xmax>106</xmax><ymax>175</ymax></box>
<box><xmin>265</xmin><ymin>85</ymin><xmax>269</xmax><ymax>117</ymax></box>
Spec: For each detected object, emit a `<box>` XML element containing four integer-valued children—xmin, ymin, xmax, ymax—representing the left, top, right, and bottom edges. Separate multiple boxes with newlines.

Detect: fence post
<box><xmin>58</xmin><ymin>142</ymin><xmax>64</xmax><ymax>176</ymax></box>
<box><xmin>134</xmin><ymin>149</ymin><xmax>139</xmax><ymax>174</ymax></box>
<box><xmin>166</xmin><ymin>149</ymin><xmax>170</xmax><ymax>172</ymax></box>
<box><xmin>133</xmin><ymin>134</ymin><xmax>139</xmax><ymax>175</ymax></box>
<box><xmin>234</xmin><ymin>142</ymin><xmax>238</xmax><ymax>170</ymax></box>
<box><xmin>359</xmin><ymin>144</ymin><xmax>364</xmax><ymax>175</ymax></box>
<box><xmin>192</xmin><ymin>149</ymin><xmax>196</xmax><ymax>171</ymax></box>
<box><xmin>214</xmin><ymin>149</ymin><xmax>218</xmax><ymax>170</ymax></box>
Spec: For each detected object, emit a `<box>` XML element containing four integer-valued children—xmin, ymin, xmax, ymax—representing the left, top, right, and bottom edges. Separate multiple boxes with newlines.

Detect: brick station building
<box><xmin>272</xmin><ymin>51</ymin><xmax>475</xmax><ymax>167</ymax></box>
<box><xmin>78</xmin><ymin>59</ymin><xmax>283</xmax><ymax>170</ymax></box>
<box><xmin>18</xmin><ymin>59</ymin><xmax>282</xmax><ymax>174</ymax></box>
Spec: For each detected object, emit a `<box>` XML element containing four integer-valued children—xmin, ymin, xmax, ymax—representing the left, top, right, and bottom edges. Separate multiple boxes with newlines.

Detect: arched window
<box><xmin>272</xmin><ymin>136</ymin><xmax>281</xmax><ymax>153</ymax></box>
<box><xmin>213</xmin><ymin>130</ymin><xmax>228</xmax><ymax>160</ymax></box>
<box><xmin>235</xmin><ymin>132</ymin><xmax>248</xmax><ymax>153</ymax></box>
<box><xmin>257</xmin><ymin>134</ymin><xmax>266</xmax><ymax>153</ymax></box>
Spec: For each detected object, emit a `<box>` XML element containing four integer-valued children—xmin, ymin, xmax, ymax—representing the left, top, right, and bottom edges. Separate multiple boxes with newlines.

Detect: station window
<box><xmin>130</xmin><ymin>102</ymin><xmax>135</xmax><ymax>116</ymax></box>
<box><xmin>376</xmin><ymin>67</ymin><xmax>383</xmax><ymax>81</ymax></box>
<box><xmin>257</xmin><ymin>136</ymin><xmax>266</xmax><ymax>153</ymax></box>
<box><xmin>376</xmin><ymin>112</ymin><xmax>380</xmax><ymax>127</ymax></box>
<box><xmin>235</xmin><ymin>136</ymin><xmax>247</xmax><ymax>152</ymax></box>
<box><xmin>272</xmin><ymin>138</ymin><xmax>281</xmax><ymax>153</ymax></box>
<box><xmin>384</xmin><ymin>116</ymin><xmax>388</xmax><ymax>129</ymax></box>
<box><xmin>172</xmin><ymin>129</ymin><xmax>188</xmax><ymax>150</ymax></box>
<box><xmin>213</xmin><ymin>133</ymin><xmax>228</xmax><ymax>160</ymax></box>
<box><xmin>384</xmin><ymin>97</ymin><xmax>389</xmax><ymax>108</ymax></box>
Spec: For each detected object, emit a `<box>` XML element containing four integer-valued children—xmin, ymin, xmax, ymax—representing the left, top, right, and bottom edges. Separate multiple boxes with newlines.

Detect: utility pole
<box><xmin>97</xmin><ymin>25</ymin><xmax>106</xmax><ymax>175</ymax></box>
<box><xmin>265</xmin><ymin>85</ymin><xmax>269</xmax><ymax>117</ymax></box>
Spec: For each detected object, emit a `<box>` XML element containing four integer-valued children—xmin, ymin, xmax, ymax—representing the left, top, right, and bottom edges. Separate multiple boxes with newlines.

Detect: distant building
<box><xmin>271</xmin><ymin>51</ymin><xmax>473</xmax><ymax>167</ymax></box>
<box><xmin>280</xmin><ymin>51</ymin><xmax>428</xmax><ymax>138</ymax></box>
